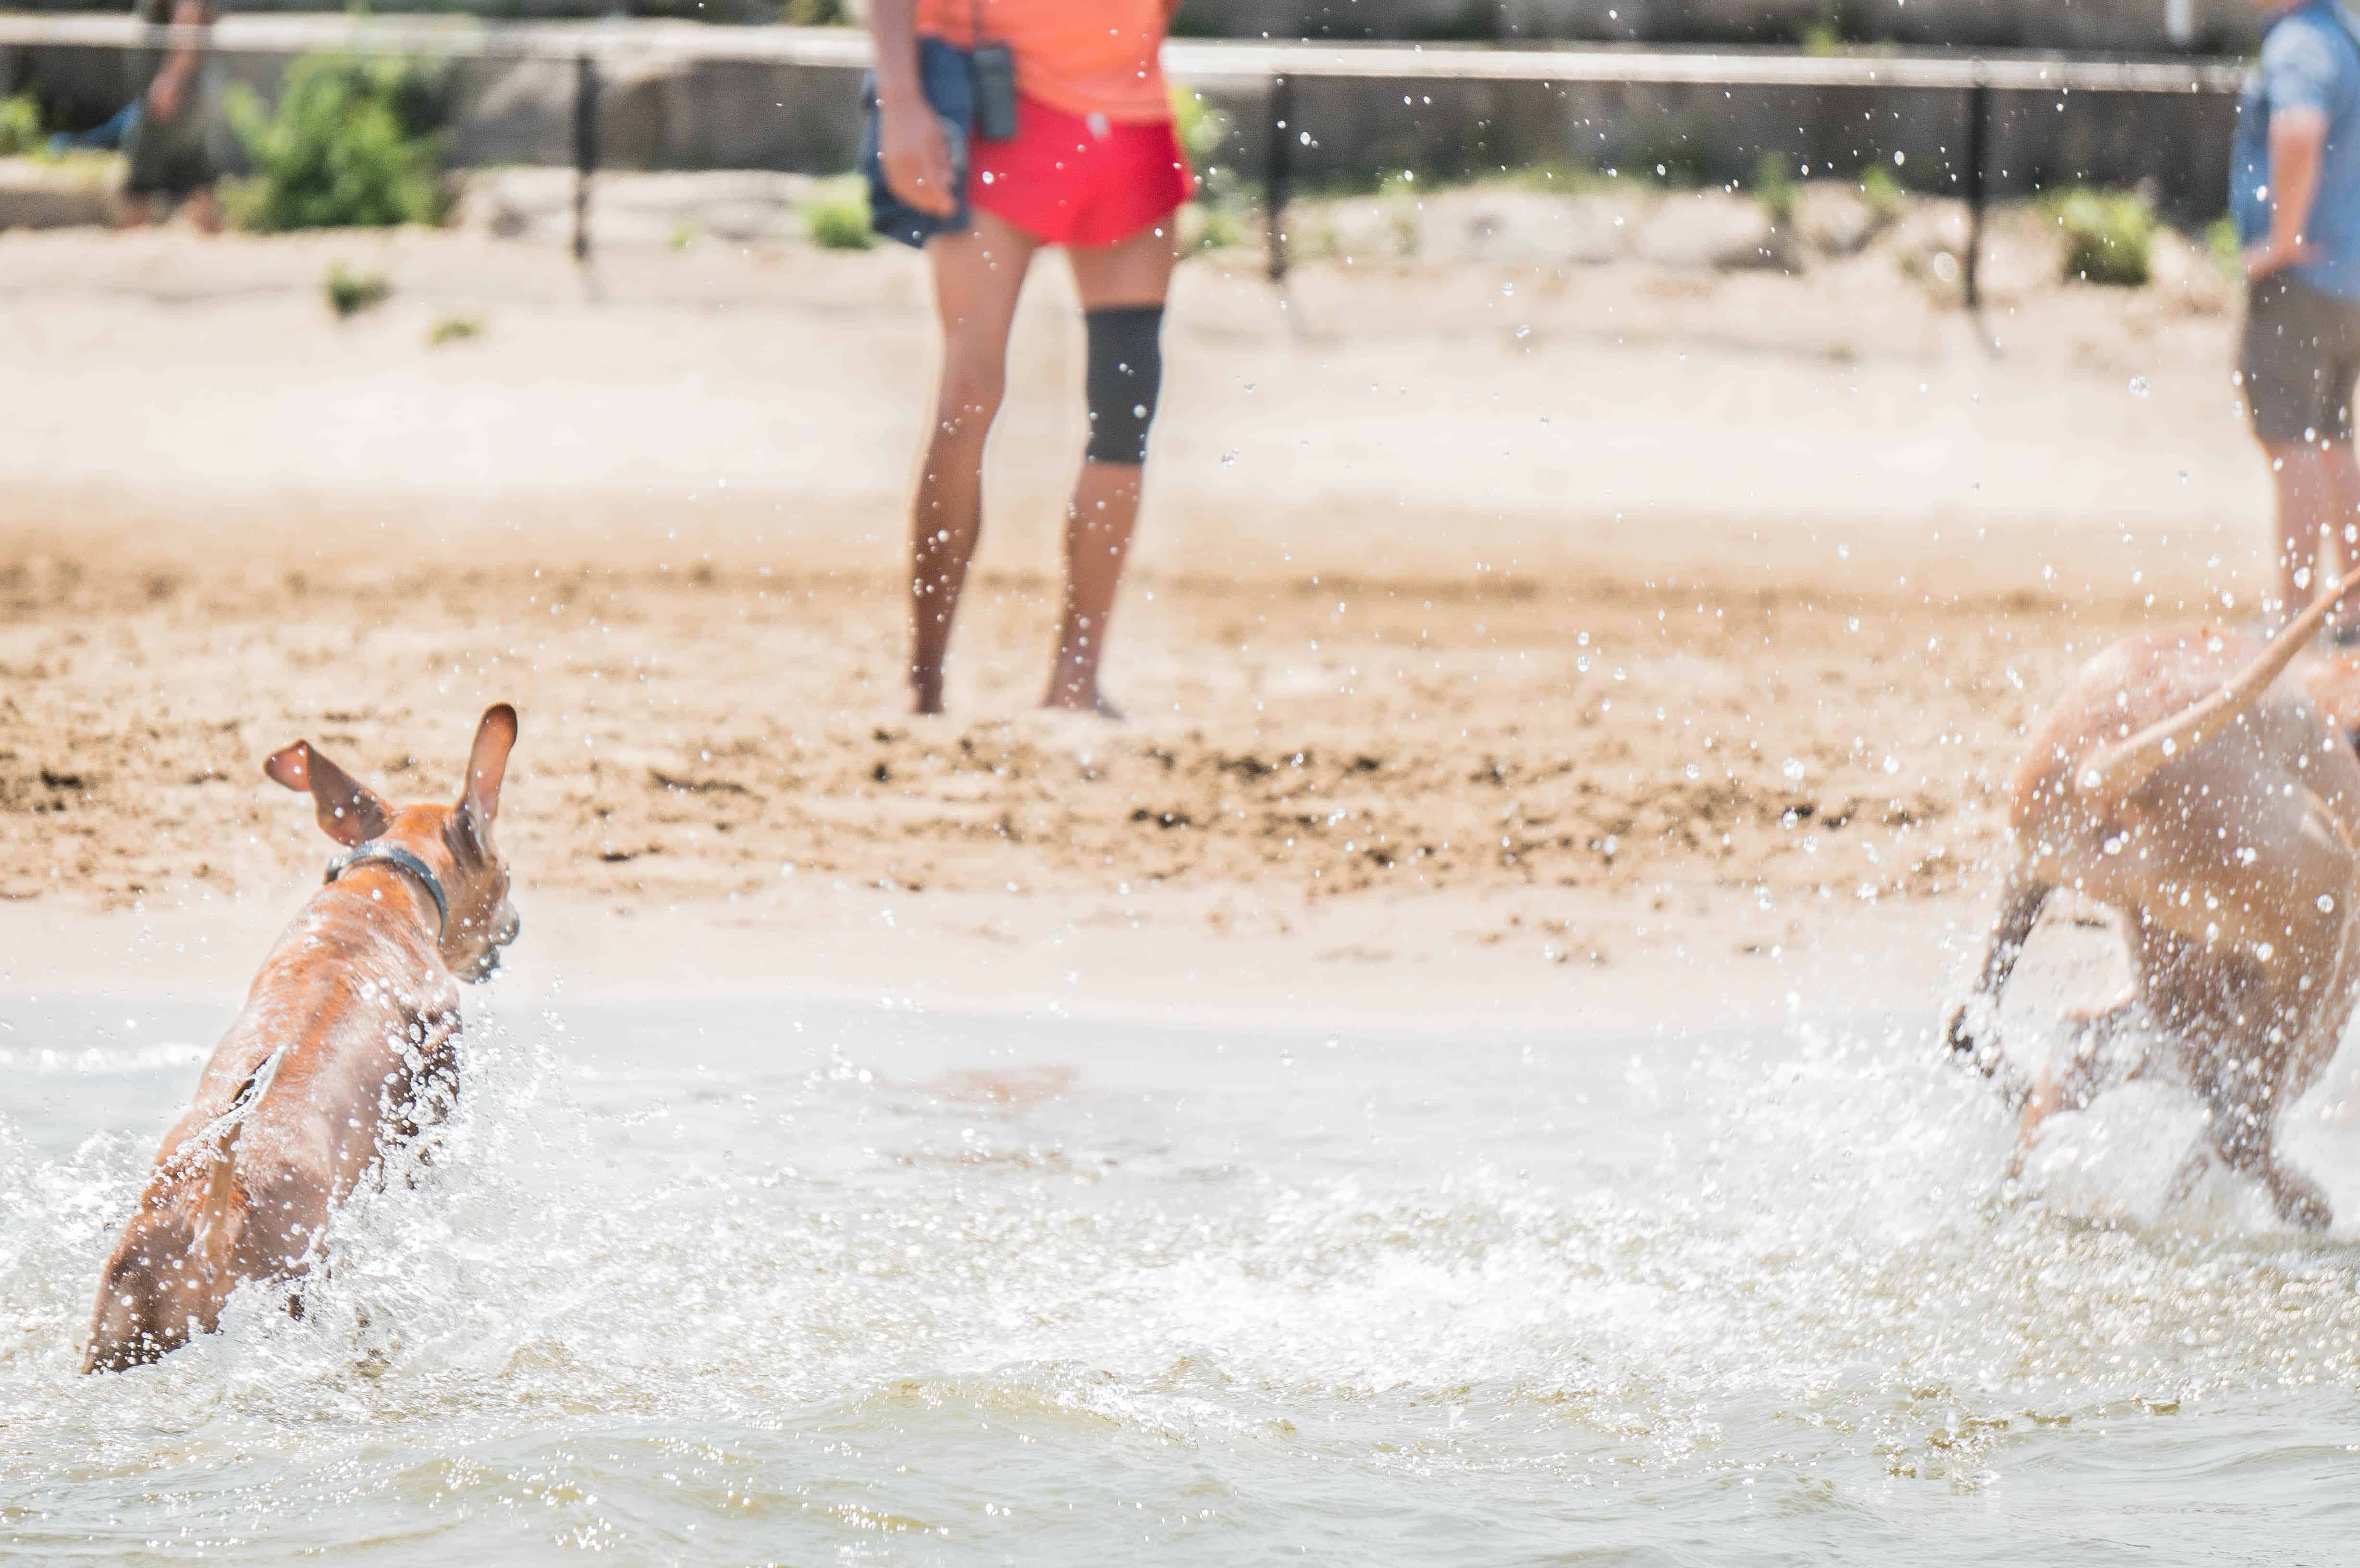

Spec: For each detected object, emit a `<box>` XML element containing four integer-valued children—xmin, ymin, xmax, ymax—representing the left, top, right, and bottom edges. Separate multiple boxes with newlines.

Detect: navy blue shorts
<box><xmin>861</xmin><ymin>37</ymin><xmax>975</xmax><ymax>249</ymax></box>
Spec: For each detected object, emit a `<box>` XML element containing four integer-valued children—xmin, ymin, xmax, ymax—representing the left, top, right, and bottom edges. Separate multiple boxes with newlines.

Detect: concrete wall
<box><xmin>1192</xmin><ymin>71</ymin><xmax>2239</xmax><ymax>219</ymax></box>
<box><xmin>1175</xmin><ymin>0</ymin><xmax>2262</xmax><ymax>51</ymax></box>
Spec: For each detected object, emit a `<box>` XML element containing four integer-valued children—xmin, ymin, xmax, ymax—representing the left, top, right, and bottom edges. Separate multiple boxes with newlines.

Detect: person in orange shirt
<box><xmin>866</xmin><ymin>0</ymin><xmax>1191</xmax><ymax>717</ymax></box>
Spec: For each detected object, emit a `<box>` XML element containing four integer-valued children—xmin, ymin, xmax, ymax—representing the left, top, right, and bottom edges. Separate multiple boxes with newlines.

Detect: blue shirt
<box><xmin>2234</xmin><ymin>0</ymin><xmax>2360</xmax><ymax>297</ymax></box>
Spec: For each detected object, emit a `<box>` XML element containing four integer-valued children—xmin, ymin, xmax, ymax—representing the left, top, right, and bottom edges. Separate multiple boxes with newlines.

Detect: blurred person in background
<box><xmin>865</xmin><ymin>0</ymin><xmax>1192</xmax><ymax>718</ymax></box>
<box><xmin>123</xmin><ymin>0</ymin><xmax>231</xmax><ymax>232</ymax></box>
<box><xmin>2236</xmin><ymin>0</ymin><xmax>2360</xmax><ymax>635</ymax></box>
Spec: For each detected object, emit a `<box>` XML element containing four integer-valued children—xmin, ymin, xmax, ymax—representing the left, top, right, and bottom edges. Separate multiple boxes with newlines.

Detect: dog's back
<box><xmin>83</xmin><ymin>706</ymin><xmax>516</xmax><ymax>1373</ymax></box>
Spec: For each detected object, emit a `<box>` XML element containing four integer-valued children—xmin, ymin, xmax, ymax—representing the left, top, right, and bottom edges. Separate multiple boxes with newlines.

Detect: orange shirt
<box><xmin>915</xmin><ymin>0</ymin><xmax>1173</xmax><ymax>125</ymax></box>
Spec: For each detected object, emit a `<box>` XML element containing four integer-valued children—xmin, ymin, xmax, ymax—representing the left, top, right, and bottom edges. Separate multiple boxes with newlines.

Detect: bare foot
<box><xmin>903</xmin><ymin>671</ymin><xmax>945</xmax><ymax>716</ymax></box>
<box><xmin>1041</xmin><ymin>686</ymin><xmax>1123</xmax><ymax>721</ymax></box>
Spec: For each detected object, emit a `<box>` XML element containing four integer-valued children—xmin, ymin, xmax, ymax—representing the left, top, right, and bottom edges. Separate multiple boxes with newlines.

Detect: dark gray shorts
<box><xmin>2242</xmin><ymin>276</ymin><xmax>2360</xmax><ymax>443</ymax></box>
<box><xmin>123</xmin><ymin>70</ymin><xmax>233</xmax><ymax>198</ymax></box>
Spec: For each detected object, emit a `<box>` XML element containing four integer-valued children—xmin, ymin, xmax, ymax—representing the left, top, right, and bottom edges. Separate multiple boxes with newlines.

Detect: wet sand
<box><xmin>0</xmin><ymin>217</ymin><xmax>2276</xmax><ymax>1015</ymax></box>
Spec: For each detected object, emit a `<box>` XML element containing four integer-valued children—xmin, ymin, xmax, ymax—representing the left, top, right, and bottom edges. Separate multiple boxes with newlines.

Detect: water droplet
<box><xmin>1515</xmin><ymin>324</ymin><xmax>1531</xmax><ymax>339</ymax></box>
<box><xmin>2128</xmin><ymin>376</ymin><xmax>2151</xmax><ymax>398</ymax></box>
<box><xmin>1221</xmin><ymin>451</ymin><xmax>1237</xmax><ymax>467</ymax></box>
<box><xmin>1500</xmin><ymin>282</ymin><xmax>1515</xmax><ymax>297</ymax></box>
<box><xmin>1782</xmin><ymin>758</ymin><xmax>1806</xmax><ymax>782</ymax></box>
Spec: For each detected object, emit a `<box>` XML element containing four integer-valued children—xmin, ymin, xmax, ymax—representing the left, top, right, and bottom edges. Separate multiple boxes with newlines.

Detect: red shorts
<box><xmin>966</xmin><ymin>96</ymin><xmax>1193</xmax><ymax>249</ymax></box>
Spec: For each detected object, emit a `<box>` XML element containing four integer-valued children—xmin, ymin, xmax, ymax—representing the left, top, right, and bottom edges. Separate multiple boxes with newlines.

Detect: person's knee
<box><xmin>1083</xmin><ymin>306</ymin><xmax>1164</xmax><ymax>466</ymax></box>
<box><xmin>933</xmin><ymin>357</ymin><xmax>1007</xmax><ymax>437</ymax></box>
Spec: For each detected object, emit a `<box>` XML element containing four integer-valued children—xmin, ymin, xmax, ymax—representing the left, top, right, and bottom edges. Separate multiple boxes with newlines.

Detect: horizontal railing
<box><xmin>0</xmin><ymin>14</ymin><xmax>2250</xmax><ymax>92</ymax></box>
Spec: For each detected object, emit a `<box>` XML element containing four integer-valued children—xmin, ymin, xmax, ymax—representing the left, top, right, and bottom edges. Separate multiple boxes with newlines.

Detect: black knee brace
<box><xmin>1083</xmin><ymin>305</ymin><xmax>1164</xmax><ymax>466</ymax></box>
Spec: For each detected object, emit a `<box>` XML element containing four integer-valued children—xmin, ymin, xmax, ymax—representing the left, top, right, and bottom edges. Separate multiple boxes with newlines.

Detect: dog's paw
<box><xmin>2269</xmin><ymin>1166</ymin><xmax>2335</xmax><ymax>1233</ymax></box>
<box><xmin>1940</xmin><ymin>994</ymin><xmax>1997</xmax><ymax>1061</ymax></box>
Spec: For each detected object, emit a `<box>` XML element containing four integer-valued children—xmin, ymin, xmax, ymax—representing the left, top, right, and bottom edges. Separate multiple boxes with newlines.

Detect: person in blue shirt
<box><xmin>2234</xmin><ymin>0</ymin><xmax>2360</xmax><ymax>634</ymax></box>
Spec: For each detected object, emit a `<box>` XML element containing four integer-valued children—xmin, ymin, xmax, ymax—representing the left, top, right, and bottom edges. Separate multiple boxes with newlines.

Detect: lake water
<box><xmin>5</xmin><ymin>982</ymin><xmax>2360</xmax><ymax>1563</ymax></box>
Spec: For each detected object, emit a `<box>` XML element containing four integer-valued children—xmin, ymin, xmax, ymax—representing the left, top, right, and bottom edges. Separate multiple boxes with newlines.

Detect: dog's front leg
<box><xmin>1945</xmin><ymin>866</ymin><xmax>2052</xmax><ymax>1108</ymax></box>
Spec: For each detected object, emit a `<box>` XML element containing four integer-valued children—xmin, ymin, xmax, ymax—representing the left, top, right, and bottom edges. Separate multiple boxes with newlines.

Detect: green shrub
<box><xmin>427</xmin><ymin>312</ymin><xmax>482</xmax><ymax>345</ymax></box>
<box><xmin>1171</xmin><ymin>86</ymin><xmax>1229</xmax><ymax>165</ymax></box>
<box><xmin>2208</xmin><ymin>214</ymin><xmax>2243</xmax><ymax>273</ymax></box>
<box><xmin>1858</xmin><ymin>163</ymin><xmax>1904</xmax><ymax>220</ymax></box>
<box><xmin>783</xmin><ymin>0</ymin><xmax>849</xmax><ymax>20</ymax></box>
<box><xmin>2055</xmin><ymin>187</ymin><xmax>2154</xmax><ymax>286</ymax></box>
<box><xmin>324</xmin><ymin>262</ymin><xmax>391</xmax><ymax>317</ymax></box>
<box><xmin>0</xmin><ymin>95</ymin><xmax>41</xmax><ymax>157</ymax></box>
<box><xmin>1751</xmin><ymin>150</ymin><xmax>1799</xmax><ymax>227</ymax></box>
<box><xmin>227</xmin><ymin>53</ymin><xmax>449</xmax><ymax>232</ymax></box>
<box><xmin>1191</xmin><ymin>203</ymin><xmax>1247</xmax><ymax>251</ymax></box>
<box><xmin>801</xmin><ymin>177</ymin><xmax>874</xmax><ymax>249</ymax></box>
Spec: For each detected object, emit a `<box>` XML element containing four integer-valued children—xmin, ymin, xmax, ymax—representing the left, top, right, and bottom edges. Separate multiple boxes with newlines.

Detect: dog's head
<box><xmin>263</xmin><ymin>704</ymin><xmax>521</xmax><ymax>983</ymax></box>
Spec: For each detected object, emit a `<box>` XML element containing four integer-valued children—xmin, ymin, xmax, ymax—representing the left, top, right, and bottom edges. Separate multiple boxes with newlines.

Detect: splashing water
<box><xmin>4</xmin><ymin>988</ymin><xmax>2360</xmax><ymax>1562</ymax></box>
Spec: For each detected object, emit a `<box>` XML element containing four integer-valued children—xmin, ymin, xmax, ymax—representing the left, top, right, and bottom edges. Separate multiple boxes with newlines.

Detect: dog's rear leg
<box><xmin>2163</xmin><ymin>1138</ymin><xmax>2215</xmax><ymax>1215</ymax></box>
<box><xmin>2199</xmin><ymin>1090</ymin><xmax>2333</xmax><ymax>1232</ymax></box>
<box><xmin>1945</xmin><ymin>865</ymin><xmax>2051</xmax><ymax>1107</ymax></box>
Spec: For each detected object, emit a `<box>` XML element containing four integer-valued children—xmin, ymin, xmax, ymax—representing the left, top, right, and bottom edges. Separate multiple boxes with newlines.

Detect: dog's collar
<box><xmin>324</xmin><ymin>841</ymin><xmax>448</xmax><ymax>939</ymax></box>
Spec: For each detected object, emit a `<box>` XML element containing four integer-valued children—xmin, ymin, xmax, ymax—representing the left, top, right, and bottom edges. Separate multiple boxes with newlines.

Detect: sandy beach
<box><xmin>0</xmin><ymin>199</ymin><xmax>2274</xmax><ymax>1018</ymax></box>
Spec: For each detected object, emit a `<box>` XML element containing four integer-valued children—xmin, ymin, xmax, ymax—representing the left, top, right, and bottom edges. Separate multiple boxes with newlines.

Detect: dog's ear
<box><xmin>263</xmin><ymin>741</ymin><xmax>391</xmax><ymax>847</ymax></box>
<box><xmin>457</xmin><ymin>703</ymin><xmax>518</xmax><ymax>838</ymax></box>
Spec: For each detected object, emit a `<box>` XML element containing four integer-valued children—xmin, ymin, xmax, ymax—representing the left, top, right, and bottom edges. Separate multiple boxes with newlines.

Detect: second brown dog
<box><xmin>1947</xmin><ymin>577</ymin><xmax>2360</xmax><ymax>1229</ymax></box>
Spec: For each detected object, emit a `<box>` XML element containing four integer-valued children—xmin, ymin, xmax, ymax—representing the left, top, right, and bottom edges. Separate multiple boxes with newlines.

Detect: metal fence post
<box><xmin>1266</xmin><ymin>73</ymin><xmax>1293</xmax><ymax>284</ymax></box>
<box><xmin>573</xmin><ymin>52</ymin><xmax>599</xmax><ymax>265</ymax></box>
<box><xmin>1963</xmin><ymin>76</ymin><xmax>1989</xmax><ymax>310</ymax></box>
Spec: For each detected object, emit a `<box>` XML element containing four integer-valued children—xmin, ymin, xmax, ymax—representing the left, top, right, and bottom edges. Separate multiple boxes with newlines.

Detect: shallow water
<box><xmin>5</xmin><ymin>983</ymin><xmax>2360</xmax><ymax>1563</ymax></box>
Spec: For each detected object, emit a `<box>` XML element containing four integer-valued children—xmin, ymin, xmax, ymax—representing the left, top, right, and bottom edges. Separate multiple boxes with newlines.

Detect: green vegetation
<box><xmin>227</xmin><ymin>54</ymin><xmax>449</xmax><ymax>232</ymax></box>
<box><xmin>1858</xmin><ymin>164</ymin><xmax>1904</xmax><ymax>220</ymax></box>
<box><xmin>323</xmin><ymin>262</ymin><xmax>392</xmax><ymax>317</ymax></box>
<box><xmin>1190</xmin><ymin>203</ymin><xmax>1248</xmax><ymax>251</ymax></box>
<box><xmin>0</xmin><ymin>95</ymin><xmax>42</xmax><ymax>158</ymax></box>
<box><xmin>1172</xmin><ymin>84</ymin><xmax>1247</xmax><ymax>212</ymax></box>
<box><xmin>2052</xmin><ymin>187</ymin><xmax>2154</xmax><ymax>286</ymax></box>
<box><xmin>1798</xmin><ymin>21</ymin><xmax>1845</xmax><ymax>54</ymax></box>
<box><xmin>782</xmin><ymin>0</ymin><xmax>850</xmax><ymax>21</ymax></box>
<box><xmin>2208</xmin><ymin>214</ymin><xmax>2243</xmax><ymax>274</ymax></box>
<box><xmin>427</xmin><ymin>312</ymin><xmax>483</xmax><ymax>346</ymax></box>
<box><xmin>1750</xmin><ymin>151</ymin><xmax>1799</xmax><ymax>227</ymax></box>
<box><xmin>1172</xmin><ymin>87</ymin><xmax>1229</xmax><ymax>168</ymax></box>
<box><xmin>800</xmin><ymin>176</ymin><xmax>874</xmax><ymax>250</ymax></box>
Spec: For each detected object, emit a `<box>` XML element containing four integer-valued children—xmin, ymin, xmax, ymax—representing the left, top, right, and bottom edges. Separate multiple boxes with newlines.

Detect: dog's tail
<box><xmin>186</xmin><ymin>1046</ymin><xmax>284</xmax><ymax>1273</ymax></box>
<box><xmin>2074</xmin><ymin>565</ymin><xmax>2360</xmax><ymax>806</ymax></box>
<box><xmin>1943</xmin><ymin>866</ymin><xmax>2051</xmax><ymax>1107</ymax></box>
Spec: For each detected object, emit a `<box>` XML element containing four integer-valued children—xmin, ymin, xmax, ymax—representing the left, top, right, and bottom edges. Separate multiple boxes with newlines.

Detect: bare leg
<box><xmin>1047</xmin><ymin>222</ymin><xmax>1180</xmax><ymax>716</ymax></box>
<box><xmin>2325</xmin><ymin>439</ymin><xmax>2360</xmax><ymax>634</ymax></box>
<box><xmin>2266</xmin><ymin>439</ymin><xmax>2338</xmax><ymax>625</ymax></box>
<box><xmin>906</xmin><ymin>211</ymin><xmax>1038</xmax><ymax>714</ymax></box>
<box><xmin>1048</xmin><ymin>464</ymin><xmax>1144</xmax><ymax>716</ymax></box>
<box><xmin>186</xmin><ymin>185</ymin><xmax>222</xmax><ymax>236</ymax></box>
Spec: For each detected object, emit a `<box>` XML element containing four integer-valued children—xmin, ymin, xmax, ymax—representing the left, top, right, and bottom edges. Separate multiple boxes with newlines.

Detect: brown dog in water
<box><xmin>1945</xmin><ymin>578</ymin><xmax>2360</xmax><ymax>1230</ymax></box>
<box><xmin>83</xmin><ymin>706</ymin><xmax>519</xmax><ymax>1372</ymax></box>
